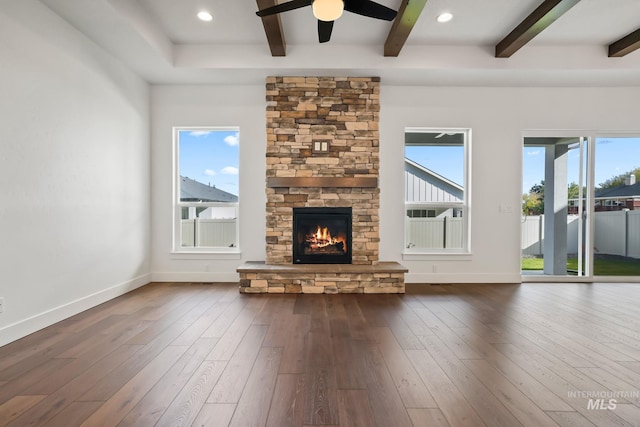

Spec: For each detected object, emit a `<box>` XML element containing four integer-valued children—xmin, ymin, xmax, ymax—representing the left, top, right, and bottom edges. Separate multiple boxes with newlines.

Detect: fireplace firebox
<box><xmin>293</xmin><ymin>207</ymin><xmax>352</xmax><ymax>264</ymax></box>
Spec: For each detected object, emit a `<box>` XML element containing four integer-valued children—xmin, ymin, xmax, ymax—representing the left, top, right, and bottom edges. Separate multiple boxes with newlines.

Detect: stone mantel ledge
<box><xmin>266</xmin><ymin>177</ymin><xmax>378</xmax><ymax>188</ymax></box>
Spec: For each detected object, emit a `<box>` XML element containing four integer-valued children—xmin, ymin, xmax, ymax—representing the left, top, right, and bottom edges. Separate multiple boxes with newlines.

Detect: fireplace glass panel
<box><xmin>293</xmin><ymin>207</ymin><xmax>352</xmax><ymax>264</ymax></box>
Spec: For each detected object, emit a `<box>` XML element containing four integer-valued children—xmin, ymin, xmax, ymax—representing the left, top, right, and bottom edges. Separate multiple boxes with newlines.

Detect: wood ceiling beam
<box><xmin>257</xmin><ymin>0</ymin><xmax>286</xmax><ymax>56</ymax></box>
<box><xmin>384</xmin><ymin>0</ymin><xmax>428</xmax><ymax>57</ymax></box>
<box><xmin>608</xmin><ymin>28</ymin><xmax>640</xmax><ymax>57</ymax></box>
<box><xmin>495</xmin><ymin>0</ymin><xmax>581</xmax><ymax>58</ymax></box>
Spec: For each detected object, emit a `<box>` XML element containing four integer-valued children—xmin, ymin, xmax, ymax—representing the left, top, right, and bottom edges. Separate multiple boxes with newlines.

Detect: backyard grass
<box><xmin>522</xmin><ymin>256</ymin><xmax>640</xmax><ymax>275</ymax></box>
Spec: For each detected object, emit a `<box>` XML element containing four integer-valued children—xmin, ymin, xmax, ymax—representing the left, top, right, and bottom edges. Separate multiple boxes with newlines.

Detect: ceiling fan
<box><xmin>256</xmin><ymin>0</ymin><xmax>398</xmax><ymax>43</ymax></box>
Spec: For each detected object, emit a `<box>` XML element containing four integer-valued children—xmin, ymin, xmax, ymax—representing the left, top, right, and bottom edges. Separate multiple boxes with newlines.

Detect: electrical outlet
<box><xmin>432</xmin><ymin>265</ymin><xmax>438</xmax><ymax>273</ymax></box>
<box><xmin>0</xmin><ymin>297</ymin><xmax>4</xmax><ymax>313</ymax></box>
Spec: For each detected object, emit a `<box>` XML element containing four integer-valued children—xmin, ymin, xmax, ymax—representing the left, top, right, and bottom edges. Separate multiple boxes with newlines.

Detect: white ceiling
<box><xmin>40</xmin><ymin>0</ymin><xmax>640</xmax><ymax>86</ymax></box>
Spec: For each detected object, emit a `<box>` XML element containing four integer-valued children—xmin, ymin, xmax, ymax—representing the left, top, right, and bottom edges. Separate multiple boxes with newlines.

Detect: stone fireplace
<box><xmin>238</xmin><ymin>76</ymin><xmax>406</xmax><ymax>294</ymax></box>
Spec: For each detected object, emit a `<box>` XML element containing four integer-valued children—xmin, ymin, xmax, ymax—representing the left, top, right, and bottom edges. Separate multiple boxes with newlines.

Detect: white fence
<box><xmin>181</xmin><ymin>219</ymin><xmax>237</xmax><ymax>248</ymax></box>
<box><xmin>522</xmin><ymin>211</ymin><xmax>640</xmax><ymax>258</ymax></box>
<box><xmin>406</xmin><ymin>217</ymin><xmax>463</xmax><ymax>249</ymax></box>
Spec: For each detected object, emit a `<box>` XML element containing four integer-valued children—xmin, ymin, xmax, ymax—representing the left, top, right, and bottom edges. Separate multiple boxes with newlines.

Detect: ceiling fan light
<box><xmin>312</xmin><ymin>0</ymin><xmax>344</xmax><ymax>22</ymax></box>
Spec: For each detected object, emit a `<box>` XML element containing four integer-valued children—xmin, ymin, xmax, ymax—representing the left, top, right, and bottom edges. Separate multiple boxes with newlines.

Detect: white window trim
<box><xmin>402</xmin><ymin>127</ymin><xmax>472</xmax><ymax>258</ymax></box>
<box><xmin>172</xmin><ymin>126</ymin><xmax>241</xmax><ymax>255</ymax></box>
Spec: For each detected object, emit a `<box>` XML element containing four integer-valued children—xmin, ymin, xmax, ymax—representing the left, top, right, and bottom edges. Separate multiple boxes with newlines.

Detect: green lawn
<box><xmin>522</xmin><ymin>256</ymin><xmax>640</xmax><ymax>275</ymax></box>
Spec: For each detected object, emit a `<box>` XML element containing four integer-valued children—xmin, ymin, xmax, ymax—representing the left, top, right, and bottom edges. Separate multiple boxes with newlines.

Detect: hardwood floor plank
<box><xmin>5</xmin><ymin>344</ymin><xmax>143</xmax><ymax>427</ymax></box>
<box><xmin>462</xmin><ymin>358</ymin><xmax>559</xmax><ymax>426</ymax></box>
<box><xmin>229</xmin><ymin>347</ymin><xmax>282</xmax><ymax>427</ymax></box>
<box><xmin>406</xmin><ymin>349</ymin><xmax>486</xmax><ymax>427</ymax></box>
<box><xmin>331</xmin><ymin>334</ymin><xmax>367</xmax><ymax>389</ymax></box>
<box><xmin>254</xmin><ymin>294</ymin><xmax>295</xmax><ymax>325</ymax></box>
<box><xmin>262</xmin><ymin>314</ymin><xmax>295</xmax><ymax>348</ymax></box>
<box><xmin>418</xmin><ymin>334</ymin><xmax>523</xmax><ymax>427</ymax></box>
<box><xmin>406</xmin><ymin>408</ymin><xmax>451</xmax><ymax>427</ymax></box>
<box><xmin>154</xmin><ymin>360</ymin><xmax>228</xmax><ymax>427</ymax></box>
<box><xmin>302</xmin><ymin>331</ymin><xmax>339</xmax><ymax>425</ymax></box>
<box><xmin>351</xmin><ymin>340</ymin><xmax>413</xmax><ymax>427</ymax></box>
<box><xmin>265</xmin><ymin>374</ymin><xmax>306</xmax><ymax>427</ymax></box>
<box><xmin>24</xmin><ymin>319</ymin><xmax>154</xmax><ymax>396</ymax></box>
<box><xmin>341</xmin><ymin>296</ymin><xmax>370</xmax><ymax>341</ymax></box>
<box><xmin>44</xmin><ymin>402</ymin><xmax>102</xmax><ymax>427</ymax></box>
<box><xmin>171</xmin><ymin>301</ymin><xmax>229</xmax><ymax>346</ymax></box>
<box><xmin>191</xmin><ymin>403</ymin><xmax>236</xmax><ymax>427</ymax></box>
<box><xmin>371</xmin><ymin>326</ymin><xmax>437</xmax><ymax>409</ymax></box>
<box><xmin>494</xmin><ymin>343</ymin><xmax>634</xmax><ymax>427</ymax></box>
<box><xmin>577</xmin><ymin>367</ymin><xmax>640</xmax><ymax>404</ymax></box>
<box><xmin>618</xmin><ymin>361</ymin><xmax>640</xmax><ymax>375</ymax></box>
<box><xmin>546</xmin><ymin>411</ymin><xmax>597</xmax><ymax>427</ymax></box>
<box><xmin>78</xmin><ymin>323</ymin><xmax>189</xmax><ymax>401</ymax></box>
<box><xmin>118</xmin><ymin>337</ymin><xmax>219</xmax><ymax>427</ymax></box>
<box><xmin>279</xmin><ymin>314</ymin><xmax>311</xmax><ymax>375</ymax></box>
<box><xmin>201</xmin><ymin>297</ymin><xmax>250</xmax><ymax>339</ymax></box>
<box><xmin>451</xmin><ymin>327</ymin><xmax>573</xmax><ymax>411</ymax></box>
<box><xmin>0</xmin><ymin>395</ymin><xmax>45</xmax><ymax>427</ymax></box>
<box><xmin>336</xmin><ymin>389</ymin><xmax>377</xmax><ymax>427</ymax></box>
<box><xmin>79</xmin><ymin>345</ymin><xmax>188</xmax><ymax>426</ymax></box>
<box><xmin>206</xmin><ymin>297</ymin><xmax>267</xmax><ymax>361</ymax></box>
<box><xmin>207</xmin><ymin>325</ymin><xmax>268</xmax><ymax>403</ymax></box>
<box><xmin>0</xmin><ymin>314</ymin><xmax>126</xmax><ymax>382</ymax></box>
<box><xmin>0</xmin><ymin>358</ymin><xmax>72</xmax><ymax>404</ymax></box>
<box><xmin>609</xmin><ymin>403</ymin><xmax>640</xmax><ymax>425</ymax></box>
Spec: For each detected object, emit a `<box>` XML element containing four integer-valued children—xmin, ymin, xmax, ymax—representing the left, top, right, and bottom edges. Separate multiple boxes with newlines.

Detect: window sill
<box><xmin>170</xmin><ymin>250</ymin><xmax>242</xmax><ymax>260</ymax></box>
<box><xmin>402</xmin><ymin>252</ymin><xmax>472</xmax><ymax>261</ymax></box>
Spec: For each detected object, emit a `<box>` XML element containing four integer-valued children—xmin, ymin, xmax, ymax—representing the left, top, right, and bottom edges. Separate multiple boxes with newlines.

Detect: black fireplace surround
<box><xmin>292</xmin><ymin>207</ymin><xmax>352</xmax><ymax>264</ymax></box>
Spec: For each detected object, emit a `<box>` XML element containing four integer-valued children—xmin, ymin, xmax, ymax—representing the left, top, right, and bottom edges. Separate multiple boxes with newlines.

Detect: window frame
<box><xmin>403</xmin><ymin>127</ymin><xmax>472</xmax><ymax>256</ymax></box>
<box><xmin>172</xmin><ymin>126</ymin><xmax>240</xmax><ymax>254</ymax></box>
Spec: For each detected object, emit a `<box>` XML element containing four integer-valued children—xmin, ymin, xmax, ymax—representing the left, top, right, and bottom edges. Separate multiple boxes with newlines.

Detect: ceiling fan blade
<box><xmin>344</xmin><ymin>0</ymin><xmax>397</xmax><ymax>21</ymax></box>
<box><xmin>318</xmin><ymin>19</ymin><xmax>334</xmax><ymax>43</ymax></box>
<box><xmin>256</xmin><ymin>0</ymin><xmax>312</xmax><ymax>17</ymax></box>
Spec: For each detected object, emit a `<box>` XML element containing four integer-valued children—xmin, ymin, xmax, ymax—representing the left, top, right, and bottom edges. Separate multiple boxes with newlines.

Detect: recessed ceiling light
<box><xmin>197</xmin><ymin>11</ymin><xmax>213</xmax><ymax>22</ymax></box>
<box><xmin>436</xmin><ymin>12</ymin><xmax>453</xmax><ymax>23</ymax></box>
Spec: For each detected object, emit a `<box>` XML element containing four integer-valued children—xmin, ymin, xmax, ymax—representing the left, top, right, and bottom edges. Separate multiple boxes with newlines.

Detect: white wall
<box><xmin>150</xmin><ymin>85</ymin><xmax>266</xmax><ymax>282</ymax></box>
<box><xmin>0</xmin><ymin>1</ymin><xmax>150</xmax><ymax>346</ymax></box>
<box><xmin>380</xmin><ymin>86</ymin><xmax>640</xmax><ymax>282</ymax></box>
<box><xmin>150</xmin><ymin>84</ymin><xmax>640</xmax><ymax>284</ymax></box>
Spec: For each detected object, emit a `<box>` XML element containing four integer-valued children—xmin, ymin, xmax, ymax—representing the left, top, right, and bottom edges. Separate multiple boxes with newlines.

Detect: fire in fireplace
<box><xmin>293</xmin><ymin>207</ymin><xmax>352</xmax><ymax>264</ymax></box>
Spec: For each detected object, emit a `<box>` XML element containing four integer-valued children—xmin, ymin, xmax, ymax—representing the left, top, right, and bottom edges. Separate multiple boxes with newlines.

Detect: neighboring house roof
<box><xmin>180</xmin><ymin>176</ymin><xmax>238</xmax><ymax>202</ymax></box>
<box><xmin>404</xmin><ymin>158</ymin><xmax>463</xmax><ymax>203</ymax></box>
<box><xmin>595</xmin><ymin>182</ymin><xmax>640</xmax><ymax>199</ymax></box>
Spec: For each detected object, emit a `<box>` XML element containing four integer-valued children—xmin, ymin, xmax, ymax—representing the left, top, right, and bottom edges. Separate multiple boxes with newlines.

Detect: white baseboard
<box><xmin>0</xmin><ymin>274</ymin><xmax>151</xmax><ymax>347</ymax></box>
<box><xmin>405</xmin><ymin>273</ymin><xmax>521</xmax><ymax>284</ymax></box>
<box><xmin>150</xmin><ymin>272</ymin><xmax>240</xmax><ymax>283</ymax></box>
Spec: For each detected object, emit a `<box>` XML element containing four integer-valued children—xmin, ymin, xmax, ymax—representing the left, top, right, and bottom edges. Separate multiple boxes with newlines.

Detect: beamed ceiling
<box><xmin>39</xmin><ymin>0</ymin><xmax>640</xmax><ymax>86</ymax></box>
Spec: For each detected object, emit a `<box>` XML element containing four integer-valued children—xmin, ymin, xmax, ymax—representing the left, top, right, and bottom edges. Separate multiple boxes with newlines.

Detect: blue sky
<box><xmin>405</xmin><ymin>145</ymin><xmax>464</xmax><ymax>186</ymax></box>
<box><xmin>523</xmin><ymin>137</ymin><xmax>640</xmax><ymax>193</ymax></box>
<box><xmin>179</xmin><ymin>129</ymin><xmax>239</xmax><ymax>196</ymax></box>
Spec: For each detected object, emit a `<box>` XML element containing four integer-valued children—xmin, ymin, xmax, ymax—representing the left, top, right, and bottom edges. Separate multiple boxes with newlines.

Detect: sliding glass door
<box><xmin>592</xmin><ymin>137</ymin><xmax>640</xmax><ymax>277</ymax></box>
<box><xmin>523</xmin><ymin>133</ymin><xmax>640</xmax><ymax>280</ymax></box>
<box><xmin>522</xmin><ymin>135</ymin><xmax>589</xmax><ymax>278</ymax></box>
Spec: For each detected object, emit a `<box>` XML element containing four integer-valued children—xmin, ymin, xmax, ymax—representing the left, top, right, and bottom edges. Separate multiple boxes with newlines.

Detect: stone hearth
<box><xmin>238</xmin><ymin>76</ymin><xmax>406</xmax><ymax>294</ymax></box>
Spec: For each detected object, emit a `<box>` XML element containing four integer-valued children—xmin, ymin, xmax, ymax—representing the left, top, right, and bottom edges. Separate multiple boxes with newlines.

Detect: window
<box><xmin>404</xmin><ymin>128</ymin><xmax>470</xmax><ymax>253</ymax></box>
<box><xmin>174</xmin><ymin>127</ymin><xmax>239</xmax><ymax>252</ymax></box>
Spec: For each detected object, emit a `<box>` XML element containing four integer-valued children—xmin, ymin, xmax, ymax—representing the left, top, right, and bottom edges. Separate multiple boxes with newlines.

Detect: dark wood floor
<box><xmin>1</xmin><ymin>282</ymin><xmax>640</xmax><ymax>427</ymax></box>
